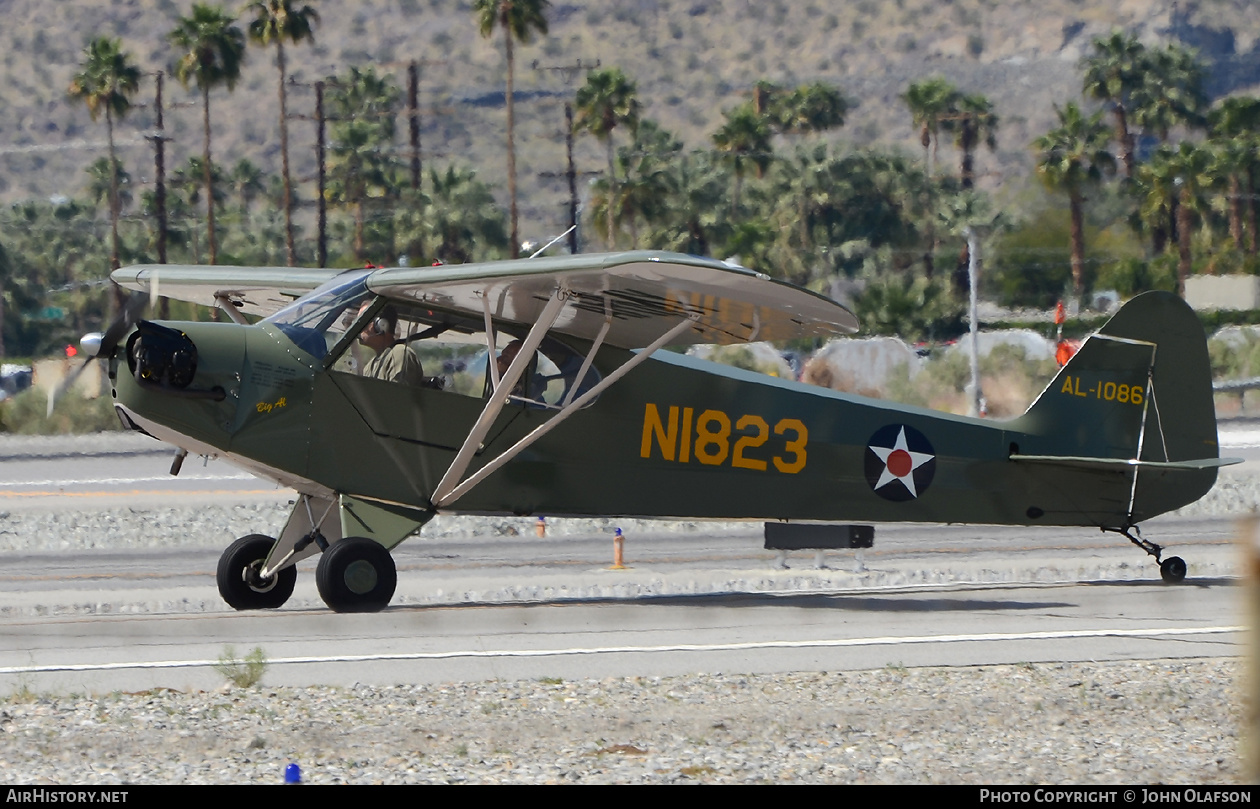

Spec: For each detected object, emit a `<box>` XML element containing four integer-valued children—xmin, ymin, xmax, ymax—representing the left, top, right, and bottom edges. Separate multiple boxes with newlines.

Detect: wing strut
<box><xmin>432</xmin><ymin>312</ymin><xmax>698</xmax><ymax>509</ymax></box>
<box><xmin>561</xmin><ymin>297</ymin><xmax>612</xmax><ymax>408</ymax></box>
<box><xmin>482</xmin><ymin>291</ymin><xmax>501</xmax><ymax>391</ymax></box>
<box><xmin>215</xmin><ymin>294</ymin><xmax>250</xmax><ymax>325</ymax></box>
<box><xmin>430</xmin><ymin>289</ymin><xmax>569</xmax><ymax>506</ymax></box>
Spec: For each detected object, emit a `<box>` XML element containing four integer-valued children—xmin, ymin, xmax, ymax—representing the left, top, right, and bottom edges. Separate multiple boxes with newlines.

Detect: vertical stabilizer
<box><xmin>1009</xmin><ymin>291</ymin><xmax>1220</xmax><ymax>522</ymax></box>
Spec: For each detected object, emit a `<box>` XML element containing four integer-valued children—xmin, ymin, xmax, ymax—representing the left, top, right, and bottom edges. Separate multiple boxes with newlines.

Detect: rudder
<box><xmin>1010</xmin><ymin>291</ymin><xmax>1221</xmax><ymax>523</ymax></box>
<box><xmin>1014</xmin><ymin>291</ymin><xmax>1218</xmax><ymax>463</ymax></box>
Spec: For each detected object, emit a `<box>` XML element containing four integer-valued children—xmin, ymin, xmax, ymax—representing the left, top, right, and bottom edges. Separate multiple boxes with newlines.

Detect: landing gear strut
<box><xmin>1105</xmin><ymin>524</ymin><xmax>1187</xmax><ymax>584</ymax></box>
<box><xmin>217</xmin><ymin>534</ymin><xmax>298</xmax><ymax>609</ymax></box>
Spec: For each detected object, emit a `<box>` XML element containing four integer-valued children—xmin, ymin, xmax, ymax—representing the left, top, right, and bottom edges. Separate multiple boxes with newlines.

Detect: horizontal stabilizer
<box><xmin>1010</xmin><ymin>454</ymin><xmax>1243</xmax><ymax>472</ymax></box>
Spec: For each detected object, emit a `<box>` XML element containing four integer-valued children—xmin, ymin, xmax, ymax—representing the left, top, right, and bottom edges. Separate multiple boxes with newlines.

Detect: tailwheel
<box><xmin>217</xmin><ymin>534</ymin><xmax>297</xmax><ymax>610</ymax></box>
<box><xmin>315</xmin><ymin>537</ymin><xmax>397</xmax><ymax>613</ymax></box>
<box><xmin>1160</xmin><ymin>556</ymin><xmax>1188</xmax><ymax>584</ymax></box>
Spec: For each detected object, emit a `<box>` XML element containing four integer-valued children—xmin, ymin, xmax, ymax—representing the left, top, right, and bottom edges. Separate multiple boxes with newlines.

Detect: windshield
<box><xmin>264</xmin><ymin>270</ymin><xmax>373</xmax><ymax>359</ymax></box>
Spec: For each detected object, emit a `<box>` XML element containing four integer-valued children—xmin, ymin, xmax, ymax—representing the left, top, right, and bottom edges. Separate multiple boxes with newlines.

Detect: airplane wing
<box><xmin>113</xmin><ymin>251</ymin><xmax>858</xmax><ymax>347</ymax></box>
<box><xmin>368</xmin><ymin>250</ymin><xmax>858</xmax><ymax>348</ymax></box>
<box><xmin>112</xmin><ymin>265</ymin><xmax>348</xmax><ymax>319</ymax></box>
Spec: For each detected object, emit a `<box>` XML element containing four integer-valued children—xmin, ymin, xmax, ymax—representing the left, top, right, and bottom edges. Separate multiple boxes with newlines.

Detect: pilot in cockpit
<box><xmin>357</xmin><ymin>303</ymin><xmax>426</xmax><ymax>386</ymax></box>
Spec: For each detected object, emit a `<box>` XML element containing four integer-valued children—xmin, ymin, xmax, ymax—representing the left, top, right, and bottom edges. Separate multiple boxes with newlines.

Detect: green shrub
<box><xmin>215</xmin><ymin>646</ymin><xmax>268</xmax><ymax>689</ymax></box>
<box><xmin>1094</xmin><ymin>256</ymin><xmax>1177</xmax><ymax>297</ymax></box>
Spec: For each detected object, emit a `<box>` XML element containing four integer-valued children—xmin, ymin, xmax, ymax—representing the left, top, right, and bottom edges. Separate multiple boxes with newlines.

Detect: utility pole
<box><xmin>564</xmin><ymin>103</ymin><xmax>578</xmax><ymax>254</ymax></box>
<box><xmin>144</xmin><ymin>72</ymin><xmax>173</xmax><ymax>318</ymax></box>
<box><xmin>315</xmin><ymin>79</ymin><xmax>327</xmax><ymax>269</ymax></box>
<box><xmin>377</xmin><ymin>58</ymin><xmax>445</xmax><ymax>196</ymax></box>
<box><xmin>149</xmin><ymin>73</ymin><xmax>168</xmax><ymax>266</ymax></box>
<box><xmin>287</xmin><ymin>72</ymin><xmax>336</xmax><ymax>267</ymax></box>
<box><xmin>408</xmin><ymin>61</ymin><xmax>420</xmax><ymax>193</ymax></box>
<box><xmin>533</xmin><ymin>59</ymin><xmax>600</xmax><ymax>255</ymax></box>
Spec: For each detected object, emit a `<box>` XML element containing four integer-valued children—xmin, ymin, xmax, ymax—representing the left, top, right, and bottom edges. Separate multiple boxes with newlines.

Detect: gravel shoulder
<box><xmin>0</xmin><ymin>660</ymin><xmax>1243</xmax><ymax>785</ymax></box>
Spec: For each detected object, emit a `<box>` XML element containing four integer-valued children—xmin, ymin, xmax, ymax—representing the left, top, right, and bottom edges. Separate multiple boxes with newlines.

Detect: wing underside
<box><xmin>111</xmin><ymin>265</ymin><xmax>348</xmax><ymax>319</ymax></box>
<box><xmin>113</xmin><ymin>251</ymin><xmax>858</xmax><ymax>348</ymax></box>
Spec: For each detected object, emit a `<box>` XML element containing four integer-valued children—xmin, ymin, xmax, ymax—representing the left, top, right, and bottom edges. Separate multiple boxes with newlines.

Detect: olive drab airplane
<box><xmin>74</xmin><ymin>250</ymin><xmax>1235</xmax><ymax>613</ymax></box>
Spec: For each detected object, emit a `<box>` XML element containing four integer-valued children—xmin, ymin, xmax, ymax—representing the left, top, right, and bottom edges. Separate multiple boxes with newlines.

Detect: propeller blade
<box><xmin>97</xmin><ymin>292</ymin><xmax>150</xmax><ymax>359</ymax></box>
<box><xmin>46</xmin><ymin>357</ymin><xmax>93</xmax><ymax>418</ymax></box>
<box><xmin>45</xmin><ymin>291</ymin><xmax>149</xmax><ymax>417</ymax></box>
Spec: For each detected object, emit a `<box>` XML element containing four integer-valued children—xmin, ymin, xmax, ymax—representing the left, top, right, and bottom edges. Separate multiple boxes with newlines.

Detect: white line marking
<box><xmin>0</xmin><ymin>474</ymin><xmax>256</xmax><ymax>488</ymax></box>
<box><xmin>0</xmin><ymin>626</ymin><xmax>1242</xmax><ymax>675</ymax></box>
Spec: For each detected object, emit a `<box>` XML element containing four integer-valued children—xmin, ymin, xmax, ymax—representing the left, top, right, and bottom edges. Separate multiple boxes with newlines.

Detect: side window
<box><xmin>494</xmin><ymin>336</ymin><xmax>601</xmax><ymax>408</ymax></box>
<box><xmin>328</xmin><ymin>298</ymin><xmax>493</xmax><ymax>397</ymax></box>
<box><xmin>325</xmin><ymin>298</ymin><xmax>602</xmax><ymax>407</ymax></box>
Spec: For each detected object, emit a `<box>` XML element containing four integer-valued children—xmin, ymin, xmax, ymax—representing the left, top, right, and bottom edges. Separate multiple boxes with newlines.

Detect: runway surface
<box><xmin>0</xmin><ymin>517</ymin><xmax>1246</xmax><ymax>693</ymax></box>
<box><xmin>0</xmin><ymin>429</ymin><xmax>1251</xmax><ymax>694</ymax></box>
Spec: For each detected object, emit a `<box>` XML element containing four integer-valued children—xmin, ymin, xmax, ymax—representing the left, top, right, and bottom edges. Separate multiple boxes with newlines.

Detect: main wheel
<box><xmin>1160</xmin><ymin>556</ymin><xmax>1188</xmax><ymax>584</ymax></box>
<box><xmin>315</xmin><ymin>537</ymin><xmax>397</xmax><ymax>613</ymax></box>
<box><xmin>217</xmin><ymin>534</ymin><xmax>297</xmax><ymax>610</ymax></box>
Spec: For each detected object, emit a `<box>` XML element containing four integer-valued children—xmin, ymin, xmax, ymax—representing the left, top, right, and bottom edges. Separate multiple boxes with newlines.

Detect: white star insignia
<box><xmin>868</xmin><ymin>426</ymin><xmax>935</xmax><ymax>498</ymax></box>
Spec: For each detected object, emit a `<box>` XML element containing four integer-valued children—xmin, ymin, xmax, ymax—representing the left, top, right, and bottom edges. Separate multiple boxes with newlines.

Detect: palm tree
<box><xmin>590</xmin><ymin>119</ymin><xmax>678</xmax><ymax>248</ymax></box>
<box><xmin>1209</xmin><ymin>97</ymin><xmax>1260</xmax><ymax>255</ymax></box>
<box><xmin>68</xmin><ymin>37</ymin><xmax>141</xmax><ymax>274</ymax></box>
<box><xmin>473</xmin><ymin>0</ymin><xmax>550</xmax><ymax>259</ymax></box>
<box><xmin>1080</xmin><ymin>31</ymin><xmax>1147</xmax><ymax>178</ymax></box>
<box><xmin>85</xmin><ymin>158</ymin><xmax>133</xmax><ymax>213</ymax></box>
<box><xmin>1034</xmin><ymin>102</ymin><xmax>1116</xmax><ymax>303</ymax></box>
<box><xmin>1153</xmin><ymin>142</ymin><xmax>1216</xmax><ymax>294</ymax></box>
<box><xmin>246</xmin><ymin>0</ymin><xmax>319</xmax><ymax>267</ymax></box>
<box><xmin>170</xmin><ymin>156</ymin><xmax>228</xmax><ymax>263</ymax></box>
<box><xmin>1131</xmin><ymin>153</ymin><xmax>1179</xmax><ymax>255</ymax></box>
<box><xmin>901</xmin><ymin>77</ymin><xmax>958</xmax><ymax>177</ymax></box>
<box><xmin>326</xmin><ymin>67</ymin><xmax>403</xmax><ymax>260</ymax></box>
<box><xmin>711</xmin><ymin>105</ymin><xmax>772</xmax><ymax>213</ymax></box>
<box><xmin>1208</xmin><ymin>137</ymin><xmax>1254</xmax><ymax>252</ymax></box>
<box><xmin>397</xmin><ymin>166</ymin><xmax>508</xmax><ymax>265</ymax></box>
<box><xmin>1131</xmin><ymin>43</ymin><xmax>1208</xmax><ymax>143</ymax></box>
<box><xmin>947</xmin><ymin>93</ymin><xmax>998</xmax><ymax>189</ymax></box>
<box><xmin>170</xmin><ymin>4</ymin><xmax>246</xmax><ymax>265</ymax></box>
<box><xmin>574</xmin><ymin>67</ymin><xmax>642</xmax><ymax>247</ymax></box>
<box><xmin>642</xmin><ymin>152</ymin><xmax>730</xmax><ymax>258</ymax></box>
<box><xmin>775</xmin><ymin>82</ymin><xmax>849</xmax><ymax>137</ymax></box>
<box><xmin>228</xmin><ymin>159</ymin><xmax>266</xmax><ymax>216</ymax></box>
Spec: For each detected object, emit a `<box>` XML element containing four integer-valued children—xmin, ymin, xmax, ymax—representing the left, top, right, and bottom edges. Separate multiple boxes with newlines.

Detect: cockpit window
<box><xmin>323</xmin><ymin>296</ymin><xmax>602</xmax><ymax>406</ymax></box>
<box><xmin>264</xmin><ymin>270</ymin><xmax>373</xmax><ymax>359</ymax></box>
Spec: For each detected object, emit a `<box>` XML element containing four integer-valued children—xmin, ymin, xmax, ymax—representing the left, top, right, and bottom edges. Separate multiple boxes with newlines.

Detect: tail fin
<box><xmin>1014</xmin><ymin>291</ymin><xmax>1218</xmax><ymax>463</ymax></box>
<box><xmin>1010</xmin><ymin>291</ymin><xmax>1227</xmax><ymax>521</ymax></box>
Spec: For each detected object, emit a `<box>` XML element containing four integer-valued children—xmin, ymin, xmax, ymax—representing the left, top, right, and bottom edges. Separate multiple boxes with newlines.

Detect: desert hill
<box><xmin>1</xmin><ymin>0</ymin><xmax>1258</xmax><ymax>247</ymax></box>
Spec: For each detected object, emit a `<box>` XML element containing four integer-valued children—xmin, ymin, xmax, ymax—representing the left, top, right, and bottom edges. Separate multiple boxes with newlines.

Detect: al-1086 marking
<box><xmin>1060</xmin><ymin>375</ymin><xmax>1145</xmax><ymax>405</ymax></box>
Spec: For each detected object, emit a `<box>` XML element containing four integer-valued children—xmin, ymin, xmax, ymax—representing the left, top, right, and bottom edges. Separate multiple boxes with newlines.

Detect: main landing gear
<box><xmin>315</xmin><ymin>536</ymin><xmax>398</xmax><ymax>613</ymax></box>
<box><xmin>217</xmin><ymin>534</ymin><xmax>298</xmax><ymax>610</ymax></box>
<box><xmin>216</xmin><ymin>534</ymin><xmax>398</xmax><ymax>612</ymax></box>
<box><xmin>1105</xmin><ymin>524</ymin><xmax>1187</xmax><ymax>584</ymax></box>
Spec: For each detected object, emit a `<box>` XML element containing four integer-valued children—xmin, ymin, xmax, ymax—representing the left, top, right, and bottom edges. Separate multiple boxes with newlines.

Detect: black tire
<box><xmin>1160</xmin><ymin>555</ymin><xmax>1188</xmax><ymax>584</ymax></box>
<box><xmin>315</xmin><ymin>537</ymin><xmax>397</xmax><ymax>613</ymax></box>
<box><xmin>217</xmin><ymin>534</ymin><xmax>297</xmax><ymax>610</ymax></box>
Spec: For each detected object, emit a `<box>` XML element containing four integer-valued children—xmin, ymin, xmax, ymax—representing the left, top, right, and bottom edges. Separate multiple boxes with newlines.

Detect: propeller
<box><xmin>46</xmin><ymin>292</ymin><xmax>150</xmax><ymax>416</ymax></box>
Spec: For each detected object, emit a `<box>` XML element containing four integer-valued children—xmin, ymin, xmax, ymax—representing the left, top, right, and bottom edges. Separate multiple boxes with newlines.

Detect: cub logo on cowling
<box><xmin>864</xmin><ymin>424</ymin><xmax>936</xmax><ymax>501</ymax></box>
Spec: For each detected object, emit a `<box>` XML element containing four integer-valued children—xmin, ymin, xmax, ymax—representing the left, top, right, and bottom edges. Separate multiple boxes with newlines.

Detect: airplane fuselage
<box><xmin>112</xmin><ymin>319</ymin><xmax>1216</xmax><ymax>532</ymax></box>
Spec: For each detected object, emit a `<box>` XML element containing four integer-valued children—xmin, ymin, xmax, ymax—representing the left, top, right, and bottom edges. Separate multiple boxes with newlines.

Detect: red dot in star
<box><xmin>887</xmin><ymin>448</ymin><xmax>913</xmax><ymax>477</ymax></box>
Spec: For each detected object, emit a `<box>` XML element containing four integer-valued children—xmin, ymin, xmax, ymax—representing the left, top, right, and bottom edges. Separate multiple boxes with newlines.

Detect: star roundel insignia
<box><xmin>864</xmin><ymin>424</ymin><xmax>936</xmax><ymax>502</ymax></box>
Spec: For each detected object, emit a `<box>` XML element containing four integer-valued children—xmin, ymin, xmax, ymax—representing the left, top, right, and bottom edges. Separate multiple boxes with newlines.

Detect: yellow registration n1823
<box><xmin>640</xmin><ymin>403</ymin><xmax>807</xmax><ymax>473</ymax></box>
